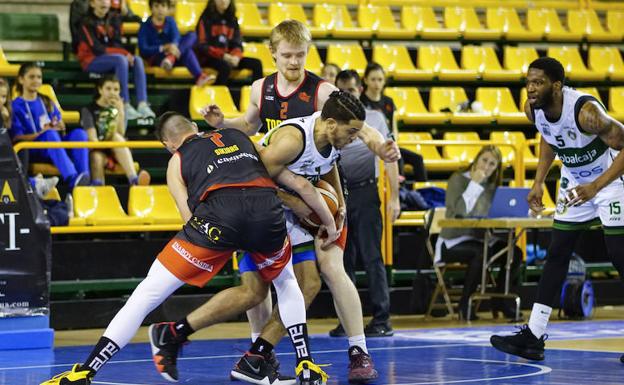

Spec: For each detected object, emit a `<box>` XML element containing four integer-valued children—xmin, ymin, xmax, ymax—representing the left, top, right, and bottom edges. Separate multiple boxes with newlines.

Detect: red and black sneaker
<box><xmin>347</xmin><ymin>346</ymin><xmax>378</xmax><ymax>383</ymax></box>
<box><xmin>148</xmin><ymin>322</ymin><xmax>187</xmax><ymax>382</ymax></box>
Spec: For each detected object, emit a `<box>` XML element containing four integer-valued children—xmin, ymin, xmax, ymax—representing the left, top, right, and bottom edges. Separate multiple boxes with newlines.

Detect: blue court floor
<box><xmin>2</xmin><ymin>320</ymin><xmax>624</xmax><ymax>385</ymax></box>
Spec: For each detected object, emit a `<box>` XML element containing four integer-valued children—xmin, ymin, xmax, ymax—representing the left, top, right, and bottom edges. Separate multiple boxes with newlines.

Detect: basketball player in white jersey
<box><xmin>490</xmin><ymin>57</ymin><xmax>624</xmax><ymax>362</ymax></box>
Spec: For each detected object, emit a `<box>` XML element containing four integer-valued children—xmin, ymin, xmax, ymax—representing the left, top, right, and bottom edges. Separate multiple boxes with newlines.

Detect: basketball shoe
<box><xmin>347</xmin><ymin>346</ymin><xmax>378</xmax><ymax>383</ymax></box>
<box><xmin>231</xmin><ymin>352</ymin><xmax>297</xmax><ymax>385</ymax></box>
<box><xmin>149</xmin><ymin>322</ymin><xmax>188</xmax><ymax>382</ymax></box>
<box><xmin>39</xmin><ymin>364</ymin><xmax>93</xmax><ymax>385</ymax></box>
<box><xmin>490</xmin><ymin>324</ymin><xmax>547</xmax><ymax>361</ymax></box>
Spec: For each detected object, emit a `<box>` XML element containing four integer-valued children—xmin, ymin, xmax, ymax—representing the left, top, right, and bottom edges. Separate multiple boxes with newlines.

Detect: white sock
<box><xmin>251</xmin><ymin>332</ymin><xmax>261</xmax><ymax>343</ymax></box>
<box><xmin>528</xmin><ymin>303</ymin><xmax>552</xmax><ymax>338</ymax></box>
<box><xmin>348</xmin><ymin>334</ymin><xmax>368</xmax><ymax>353</ymax></box>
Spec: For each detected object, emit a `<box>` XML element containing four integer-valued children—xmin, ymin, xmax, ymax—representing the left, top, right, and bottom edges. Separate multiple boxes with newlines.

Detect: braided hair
<box><xmin>321</xmin><ymin>90</ymin><xmax>366</xmax><ymax>124</ymax></box>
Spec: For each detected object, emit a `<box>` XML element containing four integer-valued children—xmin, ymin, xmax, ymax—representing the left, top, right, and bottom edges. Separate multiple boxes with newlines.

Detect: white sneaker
<box><xmin>161</xmin><ymin>57</ymin><xmax>174</xmax><ymax>71</ymax></box>
<box><xmin>137</xmin><ymin>102</ymin><xmax>156</xmax><ymax>118</ymax></box>
<box><xmin>125</xmin><ymin>103</ymin><xmax>142</xmax><ymax>120</ymax></box>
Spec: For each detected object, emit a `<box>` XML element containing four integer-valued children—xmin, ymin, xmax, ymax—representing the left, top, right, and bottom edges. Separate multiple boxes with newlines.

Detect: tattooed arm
<box><xmin>567</xmin><ymin>101</ymin><xmax>624</xmax><ymax>205</ymax></box>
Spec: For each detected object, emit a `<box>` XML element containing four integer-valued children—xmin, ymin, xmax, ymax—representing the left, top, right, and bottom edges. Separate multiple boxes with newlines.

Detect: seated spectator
<box><xmin>194</xmin><ymin>0</ymin><xmax>263</xmax><ymax>85</ymax></box>
<box><xmin>81</xmin><ymin>74</ymin><xmax>150</xmax><ymax>186</ymax></box>
<box><xmin>321</xmin><ymin>63</ymin><xmax>340</xmax><ymax>85</ymax></box>
<box><xmin>435</xmin><ymin>145</ymin><xmax>523</xmax><ymax>321</ymax></box>
<box><xmin>360</xmin><ymin>62</ymin><xmax>427</xmax><ymax>183</ymax></box>
<box><xmin>10</xmin><ymin>63</ymin><xmax>90</xmax><ymax>189</ymax></box>
<box><xmin>77</xmin><ymin>0</ymin><xmax>155</xmax><ymax>120</ymax></box>
<box><xmin>138</xmin><ymin>0</ymin><xmax>213</xmax><ymax>86</ymax></box>
<box><xmin>0</xmin><ymin>77</ymin><xmax>10</xmax><ymax>129</ymax></box>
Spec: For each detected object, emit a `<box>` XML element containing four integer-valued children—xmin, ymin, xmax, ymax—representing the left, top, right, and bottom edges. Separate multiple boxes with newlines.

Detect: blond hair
<box><xmin>269</xmin><ymin>19</ymin><xmax>311</xmax><ymax>52</ymax></box>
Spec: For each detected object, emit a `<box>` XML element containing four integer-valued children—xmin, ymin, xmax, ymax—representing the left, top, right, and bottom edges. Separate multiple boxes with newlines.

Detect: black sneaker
<box><xmin>296</xmin><ymin>359</ymin><xmax>328</xmax><ymax>385</ymax></box>
<box><xmin>490</xmin><ymin>324</ymin><xmax>547</xmax><ymax>361</ymax></box>
<box><xmin>364</xmin><ymin>323</ymin><xmax>394</xmax><ymax>337</ymax></box>
<box><xmin>329</xmin><ymin>323</ymin><xmax>346</xmax><ymax>337</ymax></box>
<box><xmin>149</xmin><ymin>322</ymin><xmax>187</xmax><ymax>382</ymax></box>
<box><xmin>230</xmin><ymin>352</ymin><xmax>296</xmax><ymax>385</ymax></box>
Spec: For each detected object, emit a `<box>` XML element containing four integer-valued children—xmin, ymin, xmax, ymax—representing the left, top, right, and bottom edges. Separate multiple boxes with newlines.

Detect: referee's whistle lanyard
<box><xmin>24</xmin><ymin>98</ymin><xmax>50</xmax><ymax>135</ymax></box>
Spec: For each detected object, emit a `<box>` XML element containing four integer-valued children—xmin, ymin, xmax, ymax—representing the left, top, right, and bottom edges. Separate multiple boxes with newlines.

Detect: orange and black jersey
<box><xmin>258</xmin><ymin>71</ymin><xmax>324</xmax><ymax>133</ymax></box>
<box><xmin>76</xmin><ymin>10</ymin><xmax>129</xmax><ymax>70</ymax></box>
<box><xmin>177</xmin><ymin>128</ymin><xmax>275</xmax><ymax>212</ymax></box>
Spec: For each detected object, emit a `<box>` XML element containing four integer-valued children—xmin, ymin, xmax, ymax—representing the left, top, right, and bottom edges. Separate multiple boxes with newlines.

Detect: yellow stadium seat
<box><xmin>503</xmin><ymin>46</ymin><xmax>539</xmax><ymax>75</ymax></box>
<box><xmin>128</xmin><ymin>185</ymin><xmax>183</xmax><ymax>225</ymax></box>
<box><xmin>326</xmin><ymin>44</ymin><xmax>368</xmax><ymax>76</ymax></box>
<box><xmin>568</xmin><ymin>9</ymin><xmax>621</xmax><ymax>43</ymax></box>
<box><xmin>509</xmin><ymin>179</ymin><xmax>555</xmax><ymax>214</ymax></box>
<box><xmin>384</xmin><ymin>87</ymin><xmax>449</xmax><ymax>125</ymax></box>
<box><xmin>358</xmin><ymin>4</ymin><xmax>415</xmax><ymax>39</ymax></box>
<box><xmin>547</xmin><ymin>46</ymin><xmax>606</xmax><ymax>81</ymax></box>
<box><xmin>444</xmin><ymin>6</ymin><xmax>501</xmax><ymax>40</ymax></box>
<box><xmin>490</xmin><ymin>131</ymin><xmax>538</xmax><ymax>169</ymax></box>
<box><xmin>237</xmin><ymin>3</ymin><xmax>271</xmax><ymax>38</ymax></box>
<box><xmin>442</xmin><ymin>132</ymin><xmax>482</xmax><ymax>164</ymax></box>
<box><xmin>417</xmin><ymin>46</ymin><xmax>478</xmax><ymax>81</ymax></box>
<box><xmin>268</xmin><ymin>3</ymin><xmax>326</xmax><ymax>38</ymax></box>
<box><xmin>486</xmin><ymin>7</ymin><xmax>542</xmax><ymax>41</ymax></box>
<box><xmin>588</xmin><ymin>47</ymin><xmax>624</xmax><ymax>81</ymax></box>
<box><xmin>189</xmin><ymin>85</ymin><xmax>240</xmax><ymax>120</ymax></box>
<box><xmin>43</xmin><ymin>186</ymin><xmax>61</xmax><ymax>201</ymax></box>
<box><xmin>429</xmin><ymin>87</ymin><xmax>492</xmax><ymax>125</ymax></box>
<box><xmin>519</xmin><ymin>87</ymin><xmax>528</xmax><ymax>111</ymax></box>
<box><xmin>401</xmin><ymin>6</ymin><xmax>457</xmax><ymax>40</ymax></box>
<box><xmin>239</xmin><ymin>85</ymin><xmax>251</xmax><ymax>113</ymax></box>
<box><xmin>527</xmin><ymin>8</ymin><xmax>583</xmax><ymax>42</ymax></box>
<box><xmin>73</xmin><ymin>186</ymin><xmax>149</xmax><ymax>226</ymax></box>
<box><xmin>461</xmin><ymin>46</ymin><xmax>523</xmax><ymax>81</ymax></box>
<box><xmin>0</xmin><ymin>46</ymin><xmax>19</xmax><ymax>77</ymax></box>
<box><xmin>476</xmin><ymin>87</ymin><xmax>529</xmax><ymax>125</ymax></box>
<box><xmin>123</xmin><ymin>0</ymin><xmax>149</xmax><ymax>35</ymax></box>
<box><xmin>174</xmin><ymin>0</ymin><xmax>206</xmax><ymax>35</ymax></box>
<box><xmin>397</xmin><ymin>132</ymin><xmax>460</xmax><ymax>172</ymax></box>
<box><xmin>412</xmin><ymin>180</ymin><xmax>448</xmax><ymax>190</ymax></box>
<box><xmin>313</xmin><ymin>4</ymin><xmax>372</xmax><ymax>39</ymax></box>
<box><xmin>609</xmin><ymin>87</ymin><xmax>624</xmax><ymax>122</ymax></box>
<box><xmin>243</xmin><ymin>42</ymin><xmax>276</xmax><ymax>76</ymax></box>
<box><xmin>38</xmin><ymin>85</ymin><xmax>80</xmax><ymax>124</ymax></box>
<box><xmin>606</xmin><ymin>10</ymin><xmax>624</xmax><ymax>39</ymax></box>
<box><xmin>306</xmin><ymin>45</ymin><xmax>323</xmax><ymax>75</ymax></box>
<box><xmin>373</xmin><ymin>45</ymin><xmax>435</xmax><ymax>81</ymax></box>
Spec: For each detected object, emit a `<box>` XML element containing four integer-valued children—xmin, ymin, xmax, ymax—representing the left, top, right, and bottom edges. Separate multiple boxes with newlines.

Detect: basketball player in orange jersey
<box><xmin>151</xmin><ymin>91</ymin><xmax>382</xmax><ymax>384</ymax></box>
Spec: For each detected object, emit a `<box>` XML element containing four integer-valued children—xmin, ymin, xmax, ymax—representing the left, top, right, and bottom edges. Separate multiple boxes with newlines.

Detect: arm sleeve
<box><xmin>51</xmin><ymin>104</ymin><xmax>62</xmax><ymax>122</ymax></box>
<box><xmin>9</xmin><ymin>102</ymin><xmax>27</xmax><ymax>137</ymax></box>
<box><xmin>445</xmin><ymin>173</ymin><xmax>484</xmax><ymax>218</ymax></box>
<box><xmin>461</xmin><ymin>181</ymin><xmax>485</xmax><ymax>213</ymax></box>
<box><xmin>138</xmin><ymin>21</ymin><xmax>161</xmax><ymax>57</ymax></box>
<box><xmin>169</xmin><ymin>17</ymin><xmax>181</xmax><ymax>45</ymax></box>
<box><xmin>195</xmin><ymin>17</ymin><xmax>221</xmax><ymax>58</ymax></box>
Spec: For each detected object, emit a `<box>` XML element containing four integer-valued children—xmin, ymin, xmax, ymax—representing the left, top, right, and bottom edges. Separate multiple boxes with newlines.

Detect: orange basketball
<box><xmin>301</xmin><ymin>180</ymin><xmax>340</xmax><ymax>228</ymax></box>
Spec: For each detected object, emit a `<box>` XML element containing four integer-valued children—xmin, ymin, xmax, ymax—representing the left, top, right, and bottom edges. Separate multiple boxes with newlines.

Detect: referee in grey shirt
<box><xmin>328</xmin><ymin>70</ymin><xmax>401</xmax><ymax>338</ymax></box>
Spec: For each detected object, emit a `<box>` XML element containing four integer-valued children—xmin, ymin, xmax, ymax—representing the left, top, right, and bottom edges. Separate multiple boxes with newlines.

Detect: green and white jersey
<box><xmin>533</xmin><ymin>87</ymin><xmax>619</xmax><ymax>187</ymax></box>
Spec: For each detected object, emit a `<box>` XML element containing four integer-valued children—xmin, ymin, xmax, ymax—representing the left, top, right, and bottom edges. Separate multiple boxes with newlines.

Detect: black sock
<box><xmin>286</xmin><ymin>323</ymin><xmax>311</xmax><ymax>364</ymax></box>
<box><xmin>173</xmin><ymin>317</ymin><xmax>195</xmax><ymax>342</ymax></box>
<box><xmin>249</xmin><ymin>337</ymin><xmax>274</xmax><ymax>358</ymax></box>
<box><xmin>80</xmin><ymin>336</ymin><xmax>120</xmax><ymax>374</ymax></box>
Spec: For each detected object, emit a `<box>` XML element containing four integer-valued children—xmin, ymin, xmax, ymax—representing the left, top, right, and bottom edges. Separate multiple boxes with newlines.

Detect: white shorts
<box><xmin>285</xmin><ymin>210</ymin><xmax>314</xmax><ymax>247</ymax></box>
<box><xmin>554</xmin><ymin>178</ymin><xmax>624</xmax><ymax>234</ymax></box>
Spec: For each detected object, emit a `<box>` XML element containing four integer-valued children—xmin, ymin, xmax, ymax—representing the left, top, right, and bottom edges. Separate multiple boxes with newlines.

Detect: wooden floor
<box><xmin>54</xmin><ymin>305</ymin><xmax>624</xmax><ymax>352</ymax></box>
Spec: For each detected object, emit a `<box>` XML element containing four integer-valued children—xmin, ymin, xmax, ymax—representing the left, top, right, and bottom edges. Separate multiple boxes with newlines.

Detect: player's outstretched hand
<box><xmin>200</xmin><ymin>104</ymin><xmax>224</xmax><ymax>127</ymax></box>
<box><xmin>565</xmin><ymin>183</ymin><xmax>598</xmax><ymax>207</ymax></box>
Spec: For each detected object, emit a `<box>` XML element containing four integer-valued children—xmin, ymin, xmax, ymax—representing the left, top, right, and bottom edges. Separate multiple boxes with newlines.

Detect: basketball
<box><xmin>301</xmin><ymin>180</ymin><xmax>339</xmax><ymax>228</ymax></box>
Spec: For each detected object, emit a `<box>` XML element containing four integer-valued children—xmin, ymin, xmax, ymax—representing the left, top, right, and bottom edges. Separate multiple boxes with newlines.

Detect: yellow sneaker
<box><xmin>295</xmin><ymin>359</ymin><xmax>329</xmax><ymax>385</ymax></box>
<box><xmin>40</xmin><ymin>364</ymin><xmax>93</xmax><ymax>385</ymax></box>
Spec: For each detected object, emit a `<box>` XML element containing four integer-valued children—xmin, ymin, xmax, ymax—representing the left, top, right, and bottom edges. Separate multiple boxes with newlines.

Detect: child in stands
<box><xmin>77</xmin><ymin>0</ymin><xmax>155</xmax><ymax>120</ymax></box>
<box><xmin>194</xmin><ymin>0</ymin><xmax>263</xmax><ymax>85</ymax></box>
<box><xmin>81</xmin><ymin>74</ymin><xmax>150</xmax><ymax>186</ymax></box>
<box><xmin>138</xmin><ymin>0</ymin><xmax>213</xmax><ymax>86</ymax></box>
<box><xmin>10</xmin><ymin>63</ymin><xmax>90</xmax><ymax>189</ymax></box>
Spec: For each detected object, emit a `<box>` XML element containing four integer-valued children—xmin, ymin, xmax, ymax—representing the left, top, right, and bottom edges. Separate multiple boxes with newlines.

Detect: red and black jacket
<box><xmin>195</xmin><ymin>12</ymin><xmax>243</xmax><ymax>60</ymax></box>
<box><xmin>76</xmin><ymin>9</ymin><xmax>129</xmax><ymax>70</ymax></box>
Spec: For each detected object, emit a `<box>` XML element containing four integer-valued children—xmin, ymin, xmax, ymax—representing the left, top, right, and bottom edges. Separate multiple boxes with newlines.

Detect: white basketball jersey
<box><xmin>262</xmin><ymin>111</ymin><xmax>340</xmax><ymax>182</ymax></box>
<box><xmin>533</xmin><ymin>87</ymin><xmax>617</xmax><ymax>186</ymax></box>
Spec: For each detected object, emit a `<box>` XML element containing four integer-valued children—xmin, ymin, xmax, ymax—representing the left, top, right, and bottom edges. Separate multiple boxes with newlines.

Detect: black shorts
<box><xmin>181</xmin><ymin>187</ymin><xmax>287</xmax><ymax>253</ymax></box>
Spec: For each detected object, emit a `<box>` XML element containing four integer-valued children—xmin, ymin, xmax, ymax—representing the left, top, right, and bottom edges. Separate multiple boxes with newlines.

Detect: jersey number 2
<box><xmin>280</xmin><ymin>102</ymin><xmax>289</xmax><ymax>120</ymax></box>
